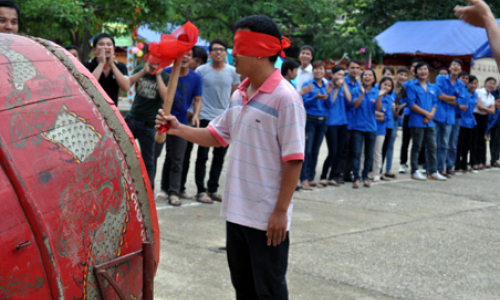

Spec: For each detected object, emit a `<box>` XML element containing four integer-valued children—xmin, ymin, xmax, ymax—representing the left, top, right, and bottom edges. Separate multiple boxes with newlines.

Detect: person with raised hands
<box><xmin>350</xmin><ymin>69</ymin><xmax>383</xmax><ymax>188</ymax></box>
<box><xmin>319</xmin><ymin>65</ymin><xmax>352</xmax><ymax>186</ymax></box>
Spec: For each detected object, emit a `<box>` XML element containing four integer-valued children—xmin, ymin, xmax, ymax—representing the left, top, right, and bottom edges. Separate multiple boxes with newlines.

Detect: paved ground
<box><xmin>151</xmin><ymin>130</ymin><xmax>500</xmax><ymax>300</ymax></box>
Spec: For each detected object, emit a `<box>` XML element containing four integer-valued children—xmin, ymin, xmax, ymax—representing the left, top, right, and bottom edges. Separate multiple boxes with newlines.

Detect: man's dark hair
<box><xmin>234</xmin><ymin>15</ymin><xmax>282</xmax><ymax>63</ymax></box>
<box><xmin>437</xmin><ymin>67</ymin><xmax>449</xmax><ymax>75</ymax></box>
<box><xmin>312</xmin><ymin>60</ymin><xmax>325</xmax><ymax>69</ymax></box>
<box><xmin>397</xmin><ymin>67</ymin><xmax>409</xmax><ymax>75</ymax></box>
<box><xmin>450</xmin><ymin>58</ymin><xmax>464</xmax><ymax>68</ymax></box>
<box><xmin>300</xmin><ymin>45</ymin><xmax>314</xmax><ymax>59</ymax></box>
<box><xmin>458</xmin><ymin>71</ymin><xmax>469</xmax><ymax>79</ymax></box>
<box><xmin>469</xmin><ymin>75</ymin><xmax>478</xmax><ymax>84</ymax></box>
<box><xmin>414</xmin><ymin>61</ymin><xmax>429</xmax><ymax>75</ymax></box>
<box><xmin>65</xmin><ymin>45</ymin><xmax>80</xmax><ymax>56</ymax></box>
<box><xmin>485</xmin><ymin>77</ymin><xmax>497</xmax><ymax>84</ymax></box>
<box><xmin>382</xmin><ymin>66</ymin><xmax>395</xmax><ymax>76</ymax></box>
<box><xmin>362</xmin><ymin>68</ymin><xmax>377</xmax><ymax>87</ymax></box>
<box><xmin>209</xmin><ymin>39</ymin><xmax>228</xmax><ymax>52</ymax></box>
<box><xmin>92</xmin><ymin>33</ymin><xmax>115</xmax><ymax>48</ymax></box>
<box><xmin>379</xmin><ymin>77</ymin><xmax>394</xmax><ymax>94</ymax></box>
<box><xmin>331</xmin><ymin>65</ymin><xmax>345</xmax><ymax>75</ymax></box>
<box><xmin>281</xmin><ymin>59</ymin><xmax>299</xmax><ymax>77</ymax></box>
<box><xmin>410</xmin><ymin>58</ymin><xmax>421</xmax><ymax>66</ymax></box>
<box><xmin>0</xmin><ymin>0</ymin><xmax>20</xmax><ymax>23</ymax></box>
<box><xmin>192</xmin><ymin>45</ymin><xmax>208</xmax><ymax>64</ymax></box>
<box><xmin>347</xmin><ymin>59</ymin><xmax>361</xmax><ymax>68</ymax></box>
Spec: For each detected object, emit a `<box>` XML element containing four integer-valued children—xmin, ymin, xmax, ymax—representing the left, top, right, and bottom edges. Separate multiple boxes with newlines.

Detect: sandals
<box><xmin>301</xmin><ymin>181</ymin><xmax>313</xmax><ymax>191</ymax></box>
<box><xmin>168</xmin><ymin>195</ymin><xmax>181</xmax><ymax>207</ymax></box>
<box><xmin>327</xmin><ymin>180</ymin><xmax>339</xmax><ymax>187</ymax></box>
<box><xmin>178</xmin><ymin>190</ymin><xmax>194</xmax><ymax>200</ymax></box>
<box><xmin>363</xmin><ymin>180</ymin><xmax>371</xmax><ymax>188</ymax></box>
<box><xmin>309</xmin><ymin>181</ymin><xmax>325</xmax><ymax>188</ymax></box>
<box><xmin>352</xmin><ymin>181</ymin><xmax>359</xmax><ymax>189</ymax></box>
<box><xmin>319</xmin><ymin>179</ymin><xmax>329</xmax><ymax>186</ymax></box>
<box><xmin>384</xmin><ymin>173</ymin><xmax>397</xmax><ymax>179</ymax></box>
<box><xmin>208</xmin><ymin>192</ymin><xmax>222</xmax><ymax>202</ymax></box>
<box><xmin>196</xmin><ymin>192</ymin><xmax>214</xmax><ymax>204</ymax></box>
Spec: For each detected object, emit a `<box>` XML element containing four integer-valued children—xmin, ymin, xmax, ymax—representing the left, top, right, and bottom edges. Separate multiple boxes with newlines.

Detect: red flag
<box><xmin>145</xmin><ymin>21</ymin><xmax>199</xmax><ymax>73</ymax></box>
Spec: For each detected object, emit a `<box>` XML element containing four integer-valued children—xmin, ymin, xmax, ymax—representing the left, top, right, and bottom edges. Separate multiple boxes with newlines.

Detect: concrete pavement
<box><xmin>152</xmin><ymin>132</ymin><xmax>500</xmax><ymax>300</ymax></box>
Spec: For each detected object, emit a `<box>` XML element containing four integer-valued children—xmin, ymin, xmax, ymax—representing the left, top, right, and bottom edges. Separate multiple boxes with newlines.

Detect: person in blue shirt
<box><xmin>399</xmin><ymin>59</ymin><xmax>421</xmax><ymax>174</ymax></box>
<box><xmin>372</xmin><ymin>77</ymin><xmax>394</xmax><ymax>182</ymax></box>
<box><xmin>434</xmin><ymin>59</ymin><xmax>467</xmax><ymax>177</ymax></box>
<box><xmin>281</xmin><ymin>59</ymin><xmax>300</xmax><ymax>88</ymax></box>
<box><xmin>384</xmin><ymin>67</ymin><xmax>409</xmax><ymax>178</ymax></box>
<box><xmin>155</xmin><ymin>49</ymin><xmax>202</xmax><ymax>206</ymax></box>
<box><xmin>319</xmin><ymin>65</ymin><xmax>352</xmax><ymax>186</ymax></box>
<box><xmin>406</xmin><ymin>62</ymin><xmax>447</xmax><ymax>181</ymax></box>
<box><xmin>338</xmin><ymin>59</ymin><xmax>362</xmax><ymax>183</ymax></box>
<box><xmin>300</xmin><ymin>61</ymin><xmax>334</xmax><ymax>190</ymax></box>
<box><xmin>455</xmin><ymin>74</ymin><xmax>478</xmax><ymax>173</ymax></box>
<box><xmin>486</xmin><ymin>96</ymin><xmax>500</xmax><ymax>168</ymax></box>
<box><xmin>350</xmin><ymin>69</ymin><xmax>384</xmax><ymax>188</ymax></box>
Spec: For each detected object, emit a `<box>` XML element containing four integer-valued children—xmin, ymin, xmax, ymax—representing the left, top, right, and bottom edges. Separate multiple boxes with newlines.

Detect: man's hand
<box><xmin>191</xmin><ymin>116</ymin><xmax>200</xmax><ymax>128</ymax></box>
<box><xmin>266</xmin><ymin>211</ymin><xmax>288</xmax><ymax>246</ymax></box>
<box><xmin>336</xmin><ymin>77</ymin><xmax>344</xmax><ymax>87</ymax></box>
<box><xmin>300</xmin><ymin>84</ymin><xmax>313</xmax><ymax>95</ymax></box>
<box><xmin>155</xmin><ymin>108</ymin><xmax>180</xmax><ymax>134</ymax></box>
<box><xmin>316</xmin><ymin>90</ymin><xmax>328</xmax><ymax>100</ymax></box>
<box><xmin>96</xmin><ymin>48</ymin><xmax>106</xmax><ymax>65</ymax></box>
<box><xmin>454</xmin><ymin>0</ymin><xmax>495</xmax><ymax>28</ymax></box>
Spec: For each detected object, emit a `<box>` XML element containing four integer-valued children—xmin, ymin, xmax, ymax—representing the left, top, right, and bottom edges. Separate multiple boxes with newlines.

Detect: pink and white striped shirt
<box><xmin>208</xmin><ymin>69</ymin><xmax>306</xmax><ymax>231</ymax></box>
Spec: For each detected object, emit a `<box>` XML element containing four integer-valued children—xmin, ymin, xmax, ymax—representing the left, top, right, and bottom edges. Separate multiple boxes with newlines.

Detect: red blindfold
<box><xmin>232</xmin><ymin>30</ymin><xmax>290</xmax><ymax>58</ymax></box>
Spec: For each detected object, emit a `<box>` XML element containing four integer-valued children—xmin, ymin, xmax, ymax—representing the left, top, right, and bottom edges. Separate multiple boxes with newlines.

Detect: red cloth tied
<box><xmin>144</xmin><ymin>21</ymin><xmax>199</xmax><ymax>74</ymax></box>
<box><xmin>232</xmin><ymin>30</ymin><xmax>290</xmax><ymax>58</ymax></box>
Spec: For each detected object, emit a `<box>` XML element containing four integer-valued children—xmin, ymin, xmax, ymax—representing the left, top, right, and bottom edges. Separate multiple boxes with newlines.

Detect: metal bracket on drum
<box><xmin>94</xmin><ymin>242</ymin><xmax>155</xmax><ymax>300</ymax></box>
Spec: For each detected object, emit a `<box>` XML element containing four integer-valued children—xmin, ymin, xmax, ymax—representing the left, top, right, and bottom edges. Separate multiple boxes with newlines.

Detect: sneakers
<box><xmin>417</xmin><ymin>165</ymin><xmax>427</xmax><ymax>174</ymax></box>
<box><xmin>411</xmin><ymin>171</ymin><xmax>427</xmax><ymax>181</ymax></box>
<box><xmin>429</xmin><ymin>172</ymin><xmax>447</xmax><ymax>181</ymax></box>
<box><xmin>399</xmin><ymin>164</ymin><xmax>408</xmax><ymax>173</ymax></box>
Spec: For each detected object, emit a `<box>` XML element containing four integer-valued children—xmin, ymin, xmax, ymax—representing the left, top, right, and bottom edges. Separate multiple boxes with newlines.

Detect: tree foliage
<box><xmin>15</xmin><ymin>0</ymin><xmax>500</xmax><ymax>63</ymax></box>
<box><xmin>17</xmin><ymin>0</ymin><xmax>174</xmax><ymax>59</ymax></box>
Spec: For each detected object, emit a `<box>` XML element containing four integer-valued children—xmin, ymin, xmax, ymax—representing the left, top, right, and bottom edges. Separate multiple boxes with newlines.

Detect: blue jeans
<box><xmin>383</xmin><ymin>125</ymin><xmax>397</xmax><ymax>173</ymax></box>
<box><xmin>446</xmin><ymin>118</ymin><xmax>461</xmax><ymax>171</ymax></box>
<box><xmin>125</xmin><ymin>116</ymin><xmax>157</xmax><ymax>189</ymax></box>
<box><xmin>351</xmin><ymin>130</ymin><xmax>376</xmax><ymax>181</ymax></box>
<box><xmin>410</xmin><ymin>127</ymin><xmax>437</xmax><ymax>174</ymax></box>
<box><xmin>320</xmin><ymin>125</ymin><xmax>348</xmax><ymax>180</ymax></box>
<box><xmin>300</xmin><ymin>117</ymin><xmax>328</xmax><ymax>182</ymax></box>
<box><xmin>434</xmin><ymin>120</ymin><xmax>452</xmax><ymax>172</ymax></box>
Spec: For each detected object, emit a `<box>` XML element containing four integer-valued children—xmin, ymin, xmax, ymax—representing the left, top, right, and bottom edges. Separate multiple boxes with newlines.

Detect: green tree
<box><xmin>17</xmin><ymin>0</ymin><xmax>174</xmax><ymax>60</ymax></box>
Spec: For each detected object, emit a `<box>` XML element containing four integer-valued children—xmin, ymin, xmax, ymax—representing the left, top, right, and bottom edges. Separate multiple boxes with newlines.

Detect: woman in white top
<box><xmin>471</xmin><ymin>77</ymin><xmax>497</xmax><ymax>170</ymax></box>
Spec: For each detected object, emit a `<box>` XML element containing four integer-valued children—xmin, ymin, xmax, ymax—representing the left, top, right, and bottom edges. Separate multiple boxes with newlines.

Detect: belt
<box><xmin>307</xmin><ymin>115</ymin><xmax>328</xmax><ymax>121</ymax></box>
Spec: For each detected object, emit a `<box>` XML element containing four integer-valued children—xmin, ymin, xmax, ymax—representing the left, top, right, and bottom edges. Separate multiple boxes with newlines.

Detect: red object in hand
<box><xmin>145</xmin><ymin>21</ymin><xmax>199</xmax><ymax>74</ymax></box>
<box><xmin>157</xmin><ymin>123</ymin><xmax>170</xmax><ymax>133</ymax></box>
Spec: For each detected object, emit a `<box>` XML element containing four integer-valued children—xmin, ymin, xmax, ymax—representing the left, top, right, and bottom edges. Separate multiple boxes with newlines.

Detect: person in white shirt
<box><xmin>471</xmin><ymin>77</ymin><xmax>496</xmax><ymax>170</ymax></box>
<box><xmin>296</xmin><ymin>45</ymin><xmax>314</xmax><ymax>92</ymax></box>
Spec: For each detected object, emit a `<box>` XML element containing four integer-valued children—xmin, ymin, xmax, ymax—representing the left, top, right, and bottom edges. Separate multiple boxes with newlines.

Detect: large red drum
<box><xmin>0</xmin><ymin>33</ymin><xmax>160</xmax><ymax>299</ymax></box>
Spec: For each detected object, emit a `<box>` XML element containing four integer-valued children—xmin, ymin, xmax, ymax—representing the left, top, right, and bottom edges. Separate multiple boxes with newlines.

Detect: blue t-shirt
<box><xmin>326</xmin><ymin>85</ymin><xmax>348</xmax><ymax>126</ymax></box>
<box><xmin>486</xmin><ymin>106</ymin><xmax>500</xmax><ymax>134</ymax></box>
<box><xmin>351</xmin><ymin>86</ymin><xmax>379</xmax><ymax>132</ymax></box>
<box><xmin>302</xmin><ymin>79</ymin><xmax>333</xmax><ymax>117</ymax></box>
<box><xmin>375</xmin><ymin>83</ymin><xmax>396</xmax><ymax>130</ymax></box>
<box><xmin>345</xmin><ymin>75</ymin><xmax>360</xmax><ymax>129</ymax></box>
<box><xmin>376</xmin><ymin>93</ymin><xmax>393</xmax><ymax>135</ymax></box>
<box><xmin>460</xmin><ymin>91</ymin><xmax>478</xmax><ymax>129</ymax></box>
<box><xmin>165</xmin><ymin>67</ymin><xmax>202</xmax><ymax>124</ymax></box>
<box><xmin>406</xmin><ymin>80</ymin><xmax>439</xmax><ymax>128</ymax></box>
<box><xmin>435</xmin><ymin>75</ymin><xmax>466</xmax><ymax>124</ymax></box>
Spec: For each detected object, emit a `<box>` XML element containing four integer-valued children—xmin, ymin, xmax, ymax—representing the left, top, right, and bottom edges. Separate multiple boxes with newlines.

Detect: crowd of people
<box><xmin>288</xmin><ymin>47</ymin><xmax>500</xmax><ymax>190</ymax></box>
